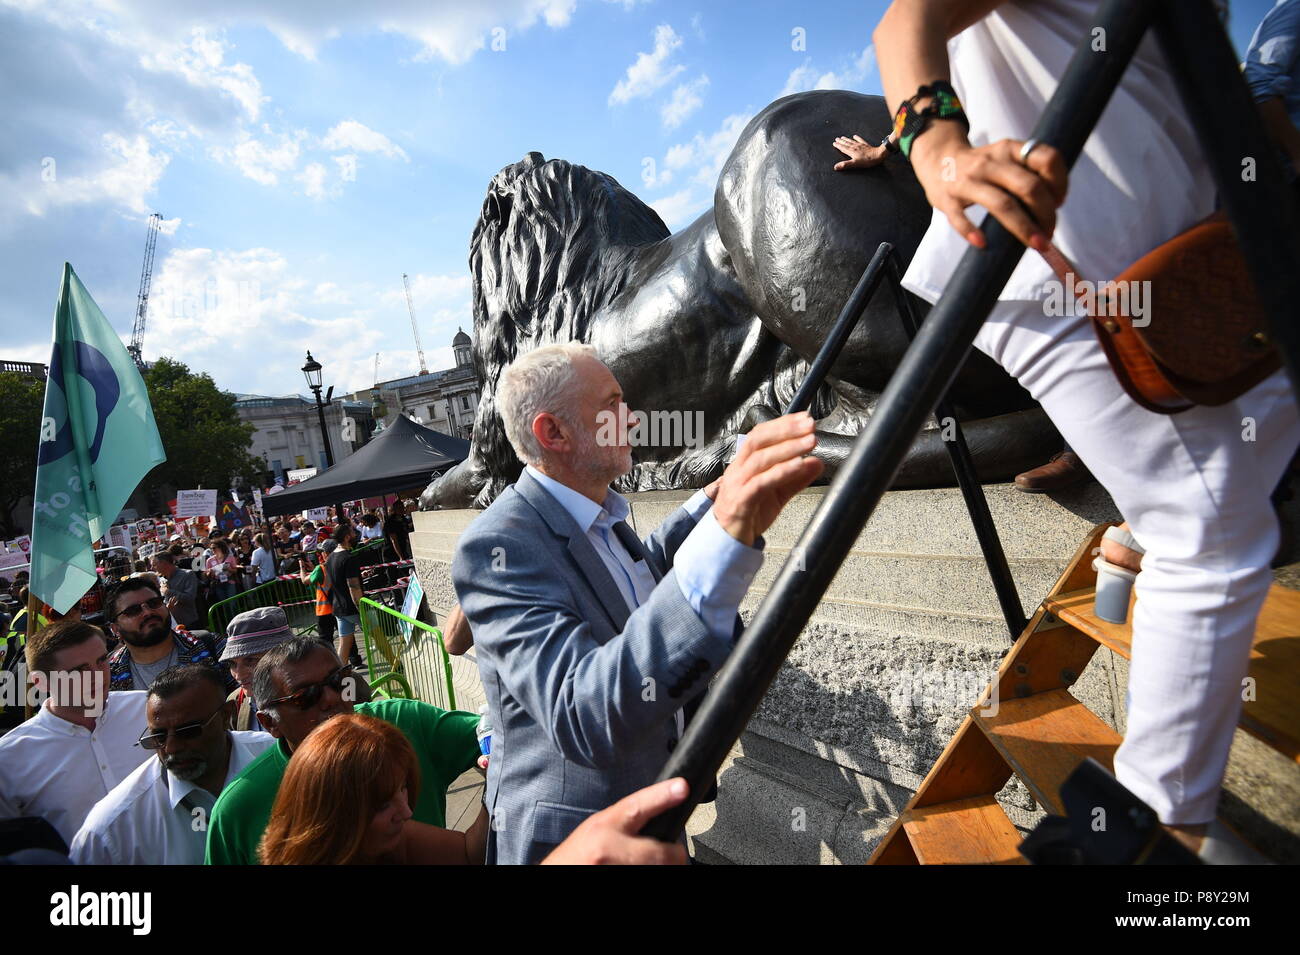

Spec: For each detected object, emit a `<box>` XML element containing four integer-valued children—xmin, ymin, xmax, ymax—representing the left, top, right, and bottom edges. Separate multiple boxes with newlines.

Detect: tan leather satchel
<box><xmin>1041</xmin><ymin>215</ymin><xmax>1280</xmax><ymax>414</ymax></box>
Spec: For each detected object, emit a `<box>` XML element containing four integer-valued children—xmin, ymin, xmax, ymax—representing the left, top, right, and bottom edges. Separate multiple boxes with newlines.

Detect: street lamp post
<box><xmin>302</xmin><ymin>351</ymin><xmax>344</xmax><ymax>522</ymax></box>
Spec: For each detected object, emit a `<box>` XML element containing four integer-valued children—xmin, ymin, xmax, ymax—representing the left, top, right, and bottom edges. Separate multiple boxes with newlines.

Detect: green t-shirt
<box><xmin>204</xmin><ymin>698</ymin><xmax>480</xmax><ymax>865</ymax></box>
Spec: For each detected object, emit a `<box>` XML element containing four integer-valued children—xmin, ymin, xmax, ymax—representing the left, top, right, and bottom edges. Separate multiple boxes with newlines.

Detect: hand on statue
<box><xmin>711</xmin><ymin>412</ymin><xmax>823</xmax><ymax>547</ymax></box>
<box><xmin>832</xmin><ymin>134</ymin><xmax>888</xmax><ymax>170</ymax></box>
<box><xmin>908</xmin><ymin>122</ymin><xmax>1068</xmax><ymax>253</ymax></box>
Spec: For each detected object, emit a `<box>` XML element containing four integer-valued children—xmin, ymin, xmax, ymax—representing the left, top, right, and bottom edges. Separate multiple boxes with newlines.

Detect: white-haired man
<box><xmin>452</xmin><ymin>342</ymin><xmax>822</xmax><ymax>863</ymax></box>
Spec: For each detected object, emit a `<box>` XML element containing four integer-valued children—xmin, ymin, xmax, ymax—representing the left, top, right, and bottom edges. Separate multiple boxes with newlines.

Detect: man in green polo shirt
<box><xmin>205</xmin><ymin>637</ymin><xmax>482</xmax><ymax>865</ymax></box>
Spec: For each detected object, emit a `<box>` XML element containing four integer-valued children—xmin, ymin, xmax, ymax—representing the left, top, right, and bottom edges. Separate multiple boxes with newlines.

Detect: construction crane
<box><xmin>128</xmin><ymin>213</ymin><xmax>162</xmax><ymax>369</ymax></box>
<box><xmin>402</xmin><ymin>273</ymin><xmax>429</xmax><ymax>376</ymax></box>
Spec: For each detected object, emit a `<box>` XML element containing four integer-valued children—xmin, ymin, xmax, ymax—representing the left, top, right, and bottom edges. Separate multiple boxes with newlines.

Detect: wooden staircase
<box><xmin>869</xmin><ymin>523</ymin><xmax>1300</xmax><ymax>864</ymax></box>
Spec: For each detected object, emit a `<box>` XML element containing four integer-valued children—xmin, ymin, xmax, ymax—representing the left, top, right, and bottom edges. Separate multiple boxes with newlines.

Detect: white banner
<box><xmin>175</xmin><ymin>489</ymin><xmax>218</xmax><ymax>519</ymax></box>
<box><xmin>0</xmin><ymin>536</ymin><xmax>30</xmax><ymax>570</ymax></box>
<box><xmin>304</xmin><ymin>507</ymin><xmax>330</xmax><ymax>521</ymax></box>
<box><xmin>252</xmin><ymin>488</ymin><xmax>263</xmax><ymax>513</ymax></box>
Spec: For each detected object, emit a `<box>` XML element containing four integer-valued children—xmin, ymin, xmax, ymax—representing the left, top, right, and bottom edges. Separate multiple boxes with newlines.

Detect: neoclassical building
<box><xmin>339</xmin><ymin>328</ymin><xmax>481</xmax><ymax>441</ymax></box>
<box><xmin>233</xmin><ymin>394</ymin><xmax>376</xmax><ymax>485</ymax></box>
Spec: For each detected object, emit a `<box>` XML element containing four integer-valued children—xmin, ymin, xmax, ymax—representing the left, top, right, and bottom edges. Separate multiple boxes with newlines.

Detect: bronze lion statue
<box><xmin>423</xmin><ymin>90</ymin><xmax>1059</xmax><ymax>509</ymax></box>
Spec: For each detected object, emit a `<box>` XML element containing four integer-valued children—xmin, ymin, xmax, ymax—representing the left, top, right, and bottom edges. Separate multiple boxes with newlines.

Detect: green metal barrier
<box><xmin>358</xmin><ymin>597</ymin><xmax>456</xmax><ymax>710</ymax></box>
<box><xmin>206</xmin><ymin>577</ymin><xmax>318</xmax><ymax>639</ymax></box>
<box><xmin>204</xmin><ymin>538</ymin><xmax>400</xmax><ymax>638</ymax></box>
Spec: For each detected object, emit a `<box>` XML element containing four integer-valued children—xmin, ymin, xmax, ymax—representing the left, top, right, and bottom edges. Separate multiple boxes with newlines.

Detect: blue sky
<box><xmin>0</xmin><ymin>0</ymin><xmax>1282</xmax><ymax>397</ymax></box>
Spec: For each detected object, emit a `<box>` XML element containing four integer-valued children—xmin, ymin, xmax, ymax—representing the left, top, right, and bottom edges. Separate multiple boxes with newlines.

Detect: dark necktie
<box><xmin>611</xmin><ymin>520</ymin><xmax>661</xmax><ymax>583</ymax></box>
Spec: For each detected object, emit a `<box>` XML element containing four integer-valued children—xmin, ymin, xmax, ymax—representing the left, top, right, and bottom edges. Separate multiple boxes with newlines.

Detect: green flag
<box><xmin>30</xmin><ymin>264</ymin><xmax>166</xmax><ymax>614</ymax></box>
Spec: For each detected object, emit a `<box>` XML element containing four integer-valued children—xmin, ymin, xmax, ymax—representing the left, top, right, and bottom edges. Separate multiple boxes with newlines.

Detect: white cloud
<box><xmin>211</xmin><ymin>128</ymin><xmax>305</xmax><ymax>186</ymax></box>
<box><xmin>780</xmin><ymin>45</ymin><xmax>876</xmax><ymax>97</ymax></box>
<box><xmin>647</xmin><ymin>111</ymin><xmax>752</xmax><ymax>229</ymax></box>
<box><xmin>297</xmin><ymin>162</ymin><xmax>330</xmax><ymax>200</ymax></box>
<box><xmin>380</xmin><ymin>272</ymin><xmax>472</xmax><ymax>310</ymax></box>
<box><xmin>610</xmin><ymin>24</ymin><xmax>685</xmax><ymax>105</ymax></box>
<box><xmin>137</xmin><ymin>28</ymin><xmax>266</xmax><ymax>120</ymax></box>
<box><xmin>649</xmin><ymin>188</ymin><xmax>706</xmax><ymax>228</ymax></box>
<box><xmin>664</xmin><ymin>111</ymin><xmax>751</xmax><ymax>186</ymax></box>
<box><xmin>313</xmin><ymin>282</ymin><xmax>352</xmax><ymax>305</ymax></box>
<box><xmin>13</xmin><ymin>0</ymin><xmax>581</xmax><ymax>66</ymax></box>
<box><xmin>3</xmin><ymin>133</ymin><xmax>170</xmax><ymax>219</ymax></box>
<box><xmin>661</xmin><ymin>75</ymin><xmax>708</xmax><ymax>129</ymax></box>
<box><xmin>321</xmin><ymin>120</ymin><xmax>409</xmax><ymax>161</ymax></box>
<box><xmin>145</xmin><ymin>244</ymin><xmax>408</xmax><ymax>395</ymax></box>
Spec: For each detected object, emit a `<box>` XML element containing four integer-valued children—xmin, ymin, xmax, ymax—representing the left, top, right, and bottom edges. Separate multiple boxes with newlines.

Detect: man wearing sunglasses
<box><xmin>205</xmin><ymin>637</ymin><xmax>483</xmax><ymax>865</ymax></box>
<box><xmin>103</xmin><ymin>579</ymin><xmax>236</xmax><ymax>694</ymax></box>
<box><xmin>70</xmin><ymin>665</ymin><xmax>274</xmax><ymax>865</ymax></box>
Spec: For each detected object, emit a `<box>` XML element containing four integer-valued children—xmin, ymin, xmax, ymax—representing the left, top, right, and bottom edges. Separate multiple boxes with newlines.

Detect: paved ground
<box><xmin>446</xmin><ymin>767</ymin><xmax>486</xmax><ymax>832</ymax></box>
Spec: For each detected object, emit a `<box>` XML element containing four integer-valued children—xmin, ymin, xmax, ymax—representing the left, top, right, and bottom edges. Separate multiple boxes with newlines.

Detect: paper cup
<box><xmin>1092</xmin><ymin>556</ymin><xmax>1138</xmax><ymax>624</ymax></box>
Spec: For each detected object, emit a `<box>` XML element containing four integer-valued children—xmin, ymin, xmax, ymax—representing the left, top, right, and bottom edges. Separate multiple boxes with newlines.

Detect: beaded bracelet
<box><xmin>892</xmin><ymin>81</ymin><xmax>970</xmax><ymax>159</ymax></box>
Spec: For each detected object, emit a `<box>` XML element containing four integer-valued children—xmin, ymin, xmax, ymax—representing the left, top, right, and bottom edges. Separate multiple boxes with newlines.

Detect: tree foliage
<box><xmin>0</xmin><ymin>372</ymin><xmax>45</xmax><ymax>538</ymax></box>
<box><xmin>141</xmin><ymin>357</ymin><xmax>261</xmax><ymax>500</ymax></box>
<box><xmin>0</xmin><ymin>359</ymin><xmax>259</xmax><ymax>534</ymax></box>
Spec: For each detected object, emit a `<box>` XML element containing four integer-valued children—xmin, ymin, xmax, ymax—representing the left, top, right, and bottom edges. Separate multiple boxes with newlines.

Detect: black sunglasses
<box><xmin>264</xmin><ymin>665</ymin><xmax>353</xmax><ymax>711</ymax></box>
<box><xmin>137</xmin><ymin>704</ymin><xmax>226</xmax><ymax>750</ymax></box>
<box><xmin>115</xmin><ymin>595</ymin><xmax>165</xmax><ymax>620</ymax></box>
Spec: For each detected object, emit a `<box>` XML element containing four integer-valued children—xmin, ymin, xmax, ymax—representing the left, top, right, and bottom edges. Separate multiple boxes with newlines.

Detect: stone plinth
<box><xmin>413</xmin><ymin>480</ymin><xmax>1300</xmax><ymax>864</ymax></box>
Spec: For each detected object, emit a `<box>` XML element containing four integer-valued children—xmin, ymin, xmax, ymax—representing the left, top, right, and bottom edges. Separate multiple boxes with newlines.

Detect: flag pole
<box><xmin>23</xmin><ymin>591</ymin><xmax>39</xmax><ymax>721</ymax></box>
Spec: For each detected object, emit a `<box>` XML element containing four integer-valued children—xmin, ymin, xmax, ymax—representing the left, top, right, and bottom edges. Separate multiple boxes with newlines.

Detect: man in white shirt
<box><xmin>249</xmin><ymin>534</ymin><xmax>277</xmax><ymax>585</ymax></box>
<box><xmin>71</xmin><ymin>664</ymin><xmax>274</xmax><ymax>865</ymax></box>
<box><xmin>0</xmin><ymin>620</ymin><xmax>151</xmax><ymax>847</ymax></box>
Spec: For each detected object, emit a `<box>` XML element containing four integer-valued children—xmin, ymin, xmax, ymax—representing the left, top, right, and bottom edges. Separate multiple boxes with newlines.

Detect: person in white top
<box><xmin>71</xmin><ymin>664</ymin><xmax>274</xmax><ymax>865</ymax></box>
<box><xmin>0</xmin><ymin>620</ymin><xmax>151</xmax><ymax>847</ymax></box>
<box><xmin>862</xmin><ymin>0</ymin><xmax>1297</xmax><ymax>854</ymax></box>
<box><xmin>249</xmin><ymin>534</ymin><xmax>278</xmax><ymax>585</ymax></box>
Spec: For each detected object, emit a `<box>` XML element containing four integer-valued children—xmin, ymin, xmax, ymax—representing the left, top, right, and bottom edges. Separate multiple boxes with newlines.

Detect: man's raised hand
<box><xmin>711</xmin><ymin>412</ymin><xmax>824</xmax><ymax>546</ymax></box>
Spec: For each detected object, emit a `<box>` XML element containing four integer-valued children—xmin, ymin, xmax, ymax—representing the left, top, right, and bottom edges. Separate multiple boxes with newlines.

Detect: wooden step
<box><xmin>899</xmin><ymin>795</ymin><xmax>1027</xmax><ymax>865</ymax></box>
<box><xmin>973</xmin><ymin>688</ymin><xmax>1121</xmax><ymax>816</ymax></box>
<box><xmin>1045</xmin><ymin>583</ymin><xmax>1300</xmax><ymax>762</ymax></box>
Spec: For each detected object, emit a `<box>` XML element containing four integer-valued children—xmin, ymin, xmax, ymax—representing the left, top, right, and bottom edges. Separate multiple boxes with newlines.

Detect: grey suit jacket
<box><xmin>452</xmin><ymin>470</ymin><xmax>735</xmax><ymax>864</ymax></box>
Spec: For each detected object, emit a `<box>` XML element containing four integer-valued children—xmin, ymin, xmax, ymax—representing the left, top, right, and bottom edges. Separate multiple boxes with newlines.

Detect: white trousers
<box><xmin>975</xmin><ymin>302</ymin><xmax>1299</xmax><ymax>824</ymax></box>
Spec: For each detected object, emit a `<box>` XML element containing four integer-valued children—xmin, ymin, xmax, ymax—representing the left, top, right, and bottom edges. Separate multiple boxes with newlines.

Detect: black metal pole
<box><xmin>1151</xmin><ymin>0</ymin><xmax>1300</xmax><ymax>399</ymax></box>
<box><xmin>885</xmin><ymin>254</ymin><xmax>1027</xmax><ymax>641</ymax></box>
<box><xmin>642</xmin><ymin>0</ymin><xmax>1153</xmax><ymax>841</ymax></box>
<box><xmin>311</xmin><ymin>385</ymin><xmax>343</xmax><ymax>520</ymax></box>
<box><xmin>313</xmin><ymin>388</ymin><xmax>336</xmax><ymax>469</ymax></box>
<box><xmin>785</xmin><ymin>242</ymin><xmax>894</xmax><ymax>415</ymax></box>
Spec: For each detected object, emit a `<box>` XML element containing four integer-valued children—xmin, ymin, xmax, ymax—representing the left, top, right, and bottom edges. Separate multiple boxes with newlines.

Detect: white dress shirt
<box><xmin>69</xmin><ymin>730</ymin><xmax>274</xmax><ymax>865</ymax></box>
<box><xmin>524</xmin><ymin>466</ymin><xmax>764</xmax><ymax>736</ymax></box>
<box><xmin>0</xmin><ymin>691</ymin><xmax>151</xmax><ymax>847</ymax></box>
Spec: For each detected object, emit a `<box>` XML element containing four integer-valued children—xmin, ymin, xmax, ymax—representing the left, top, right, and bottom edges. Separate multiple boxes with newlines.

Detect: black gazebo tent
<box><xmin>261</xmin><ymin>414</ymin><xmax>469</xmax><ymax>518</ymax></box>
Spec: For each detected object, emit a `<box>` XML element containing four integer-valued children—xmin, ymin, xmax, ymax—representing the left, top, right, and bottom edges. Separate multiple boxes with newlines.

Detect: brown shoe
<box><xmin>1014</xmin><ymin>451</ymin><xmax>1091</xmax><ymax>493</ymax></box>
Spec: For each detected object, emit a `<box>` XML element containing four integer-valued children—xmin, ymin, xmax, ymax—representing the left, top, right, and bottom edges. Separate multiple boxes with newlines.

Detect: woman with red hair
<box><xmin>259</xmin><ymin>713</ymin><xmax>483</xmax><ymax>865</ymax></box>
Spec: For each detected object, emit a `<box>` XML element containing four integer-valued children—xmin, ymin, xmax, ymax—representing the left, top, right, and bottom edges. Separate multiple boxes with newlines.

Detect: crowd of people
<box><xmin>2</xmin><ymin>0</ymin><xmax>1298</xmax><ymax>868</ymax></box>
